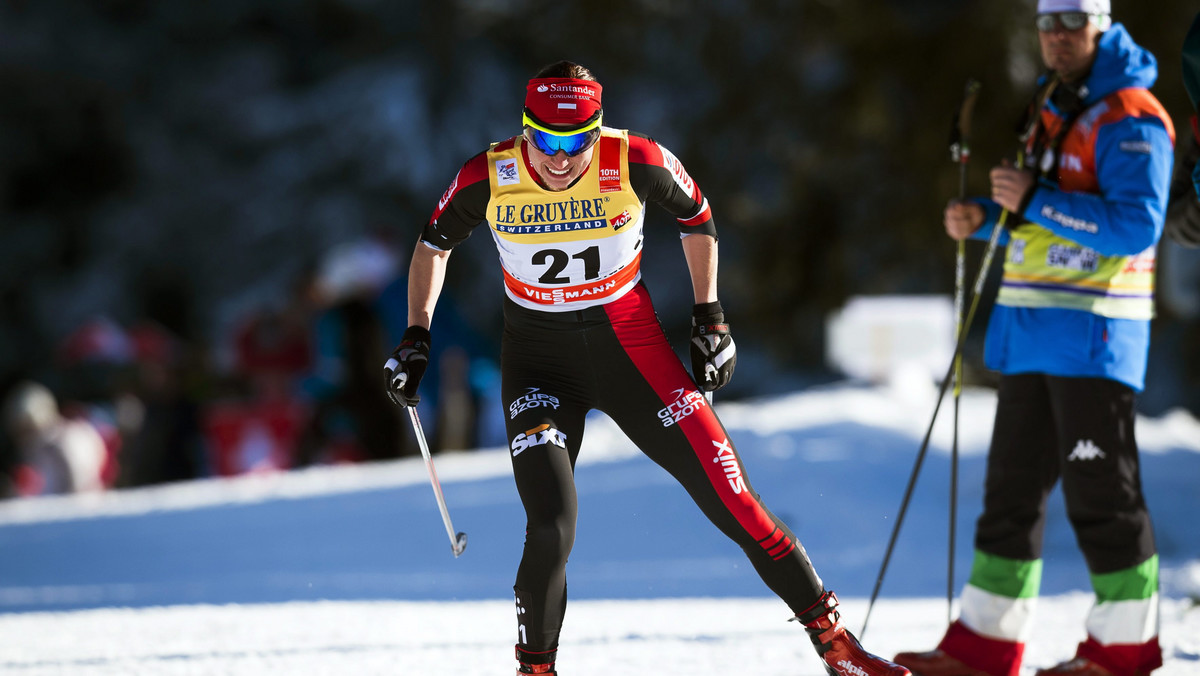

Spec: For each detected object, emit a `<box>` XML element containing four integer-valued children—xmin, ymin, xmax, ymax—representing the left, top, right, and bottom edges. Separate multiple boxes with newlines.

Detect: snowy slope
<box><xmin>0</xmin><ymin>382</ymin><xmax>1197</xmax><ymax>674</ymax></box>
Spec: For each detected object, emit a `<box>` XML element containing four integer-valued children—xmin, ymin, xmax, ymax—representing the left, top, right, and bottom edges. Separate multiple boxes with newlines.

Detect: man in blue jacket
<box><xmin>893</xmin><ymin>1</ymin><xmax>1174</xmax><ymax>675</ymax></box>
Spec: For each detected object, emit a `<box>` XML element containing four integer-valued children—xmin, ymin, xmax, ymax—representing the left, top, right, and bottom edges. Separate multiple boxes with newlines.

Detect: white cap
<box><xmin>1037</xmin><ymin>0</ymin><xmax>1110</xmax><ymax>14</ymax></box>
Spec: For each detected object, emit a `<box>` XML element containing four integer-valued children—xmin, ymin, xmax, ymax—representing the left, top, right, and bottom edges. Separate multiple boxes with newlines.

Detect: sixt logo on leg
<box><xmin>711</xmin><ymin>438</ymin><xmax>746</xmax><ymax>494</ymax></box>
<box><xmin>511</xmin><ymin>424</ymin><xmax>567</xmax><ymax>457</ymax></box>
<box><xmin>509</xmin><ymin>387</ymin><xmax>561</xmax><ymax>419</ymax></box>
<box><xmin>657</xmin><ymin>388</ymin><xmax>708</xmax><ymax>427</ymax></box>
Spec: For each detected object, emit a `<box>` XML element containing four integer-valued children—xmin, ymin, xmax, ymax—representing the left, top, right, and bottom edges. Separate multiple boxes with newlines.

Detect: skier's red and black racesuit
<box><xmin>421</xmin><ymin>128</ymin><xmax>825</xmax><ymax>653</ymax></box>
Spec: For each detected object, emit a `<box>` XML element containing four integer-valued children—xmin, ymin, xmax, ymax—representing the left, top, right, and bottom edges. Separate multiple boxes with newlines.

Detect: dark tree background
<box><xmin>2</xmin><ymin>0</ymin><xmax>1197</xmax><ymax>404</ymax></box>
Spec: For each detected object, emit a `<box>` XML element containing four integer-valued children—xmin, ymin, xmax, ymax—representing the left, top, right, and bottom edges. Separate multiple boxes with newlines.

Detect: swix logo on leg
<box><xmin>511</xmin><ymin>424</ymin><xmax>567</xmax><ymax>457</ymax></box>
<box><xmin>657</xmin><ymin>388</ymin><xmax>708</xmax><ymax>427</ymax></box>
<box><xmin>836</xmin><ymin>660</ymin><xmax>869</xmax><ymax>676</ymax></box>
<box><xmin>1067</xmin><ymin>439</ymin><xmax>1106</xmax><ymax>461</ymax></box>
<box><xmin>711</xmin><ymin>438</ymin><xmax>747</xmax><ymax>494</ymax></box>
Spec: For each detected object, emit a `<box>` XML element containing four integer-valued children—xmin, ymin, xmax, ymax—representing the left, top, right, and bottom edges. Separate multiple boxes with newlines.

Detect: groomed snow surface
<box><xmin>1</xmin><ymin>383</ymin><xmax>1198</xmax><ymax>675</ymax></box>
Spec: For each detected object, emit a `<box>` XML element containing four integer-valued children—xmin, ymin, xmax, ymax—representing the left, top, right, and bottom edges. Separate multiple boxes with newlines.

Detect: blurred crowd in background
<box><xmin>2</xmin><ymin>0</ymin><xmax>1199</xmax><ymax>498</ymax></box>
<box><xmin>0</xmin><ymin>235</ymin><xmax>505</xmax><ymax>498</ymax></box>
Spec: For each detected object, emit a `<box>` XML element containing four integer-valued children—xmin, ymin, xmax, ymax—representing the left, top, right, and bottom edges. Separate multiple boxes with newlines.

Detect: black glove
<box><xmin>384</xmin><ymin>326</ymin><xmax>431</xmax><ymax>407</ymax></box>
<box><xmin>690</xmin><ymin>301</ymin><xmax>736</xmax><ymax>392</ymax></box>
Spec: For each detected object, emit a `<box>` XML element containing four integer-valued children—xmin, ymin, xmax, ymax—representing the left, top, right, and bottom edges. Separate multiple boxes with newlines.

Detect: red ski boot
<box><xmin>892</xmin><ymin>649</ymin><xmax>991</xmax><ymax>676</ymax></box>
<box><xmin>516</xmin><ymin>645</ymin><xmax>557</xmax><ymax>675</ymax></box>
<box><xmin>797</xmin><ymin>591</ymin><xmax>912</xmax><ymax>676</ymax></box>
<box><xmin>1033</xmin><ymin>658</ymin><xmax>1115</xmax><ymax>676</ymax></box>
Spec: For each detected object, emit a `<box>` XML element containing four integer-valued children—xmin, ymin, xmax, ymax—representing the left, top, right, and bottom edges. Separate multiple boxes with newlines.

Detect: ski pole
<box><xmin>398</xmin><ymin>376</ymin><xmax>467</xmax><ymax>558</ymax></box>
<box><xmin>859</xmin><ymin>73</ymin><xmax>1062</xmax><ymax>639</ymax></box>
<box><xmin>860</xmin><ymin>184</ymin><xmax>1021</xmax><ymax>638</ymax></box>
<box><xmin>860</xmin><ymin>224</ymin><xmax>1003</xmax><ymax>641</ymax></box>
<box><xmin>861</xmin><ymin>115</ymin><xmax>1026</xmax><ymax>644</ymax></box>
<box><xmin>947</xmin><ymin>77</ymin><xmax>981</xmax><ymax>626</ymax></box>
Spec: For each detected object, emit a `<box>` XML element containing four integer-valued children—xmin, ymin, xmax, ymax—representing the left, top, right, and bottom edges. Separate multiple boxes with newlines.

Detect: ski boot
<box><xmin>891</xmin><ymin>649</ymin><xmax>991</xmax><ymax>676</ymax></box>
<box><xmin>796</xmin><ymin>591</ymin><xmax>912</xmax><ymax>676</ymax></box>
<box><xmin>1033</xmin><ymin>658</ymin><xmax>1115</xmax><ymax>676</ymax></box>
<box><xmin>516</xmin><ymin>645</ymin><xmax>557</xmax><ymax>675</ymax></box>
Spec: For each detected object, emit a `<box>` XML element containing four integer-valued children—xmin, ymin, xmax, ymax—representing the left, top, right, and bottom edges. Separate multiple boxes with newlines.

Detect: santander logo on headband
<box><xmin>525</xmin><ymin>77</ymin><xmax>603</xmax><ymax>128</ymax></box>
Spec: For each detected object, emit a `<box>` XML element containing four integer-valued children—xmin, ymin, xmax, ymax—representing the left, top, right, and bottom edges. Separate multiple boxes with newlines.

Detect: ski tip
<box><xmin>452</xmin><ymin>532</ymin><xmax>468</xmax><ymax>558</ymax></box>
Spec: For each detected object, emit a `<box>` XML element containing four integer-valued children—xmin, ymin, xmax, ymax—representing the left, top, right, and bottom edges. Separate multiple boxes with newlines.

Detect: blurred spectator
<box><xmin>371</xmin><ymin>243</ymin><xmax>504</xmax><ymax>453</ymax></box>
<box><xmin>430</xmin><ymin>346</ymin><xmax>477</xmax><ymax>451</ymax></box>
<box><xmin>117</xmin><ymin>321</ymin><xmax>207</xmax><ymax>486</ymax></box>
<box><xmin>294</xmin><ymin>237</ymin><xmax>409</xmax><ymax>464</ymax></box>
<box><xmin>48</xmin><ymin>315</ymin><xmax>213</xmax><ymax>486</ymax></box>
<box><xmin>206</xmin><ymin>269</ymin><xmax>321</xmax><ymax>476</ymax></box>
<box><xmin>1164</xmin><ymin>114</ymin><xmax>1200</xmax><ymax>248</ymax></box>
<box><xmin>2</xmin><ymin>381</ymin><xmax>108</xmax><ymax>496</ymax></box>
<box><xmin>204</xmin><ymin>397</ymin><xmax>308</xmax><ymax>475</ymax></box>
<box><xmin>52</xmin><ymin>316</ymin><xmax>134</xmax><ymax>483</ymax></box>
<box><xmin>233</xmin><ymin>266</ymin><xmax>319</xmax><ymax>402</ymax></box>
<box><xmin>1150</xmin><ymin>115</ymin><xmax>1200</xmax><ymax>416</ymax></box>
<box><xmin>55</xmin><ymin>316</ymin><xmax>136</xmax><ymax>402</ymax></box>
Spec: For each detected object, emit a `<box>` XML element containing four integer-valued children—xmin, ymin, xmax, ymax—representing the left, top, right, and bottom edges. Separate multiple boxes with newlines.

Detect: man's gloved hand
<box><xmin>690</xmin><ymin>301</ymin><xmax>736</xmax><ymax>392</ymax></box>
<box><xmin>384</xmin><ymin>326</ymin><xmax>431</xmax><ymax>407</ymax></box>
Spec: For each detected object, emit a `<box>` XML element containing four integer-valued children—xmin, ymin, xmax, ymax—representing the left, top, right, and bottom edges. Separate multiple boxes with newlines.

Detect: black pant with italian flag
<box><xmin>943</xmin><ymin>373</ymin><xmax>1162</xmax><ymax>676</ymax></box>
<box><xmin>501</xmin><ymin>282</ymin><xmax>824</xmax><ymax>653</ymax></box>
<box><xmin>976</xmin><ymin>373</ymin><xmax>1156</xmax><ymax>571</ymax></box>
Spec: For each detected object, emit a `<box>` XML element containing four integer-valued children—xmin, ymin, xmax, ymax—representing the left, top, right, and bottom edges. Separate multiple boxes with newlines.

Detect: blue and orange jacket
<box><xmin>969</xmin><ymin>24</ymin><xmax>1174</xmax><ymax>391</ymax></box>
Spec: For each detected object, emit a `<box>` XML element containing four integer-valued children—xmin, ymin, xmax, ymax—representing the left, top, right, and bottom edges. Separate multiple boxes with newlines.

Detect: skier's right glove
<box><xmin>690</xmin><ymin>301</ymin><xmax>737</xmax><ymax>392</ymax></box>
<box><xmin>384</xmin><ymin>326</ymin><xmax>431</xmax><ymax>407</ymax></box>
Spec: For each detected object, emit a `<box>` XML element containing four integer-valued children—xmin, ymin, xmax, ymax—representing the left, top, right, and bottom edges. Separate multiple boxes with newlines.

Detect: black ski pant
<box><xmin>974</xmin><ymin>373</ymin><xmax>1157</xmax><ymax>574</ymax></box>
<box><xmin>501</xmin><ymin>284</ymin><xmax>824</xmax><ymax>653</ymax></box>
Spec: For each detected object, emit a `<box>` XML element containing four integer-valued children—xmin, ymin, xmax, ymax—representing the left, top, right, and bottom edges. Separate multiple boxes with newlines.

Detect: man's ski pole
<box><xmin>861</xmin><ymin>76</ymin><xmax>1059</xmax><ymax>640</ymax></box>
<box><xmin>400</xmin><ymin>381</ymin><xmax>467</xmax><ymax>558</ymax></box>
<box><xmin>860</xmin><ymin>225</ymin><xmax>1003</xmax><ymax>640</ymax></box>
<box><xmin>861</xmin><ymin>84</ymin><xmax>1023</xmax><ymax>641</ymax></box>
<box><xmin>946</xmin><ymin>77</ymin><xmax>981</xmax><ymax>626</ymax></box>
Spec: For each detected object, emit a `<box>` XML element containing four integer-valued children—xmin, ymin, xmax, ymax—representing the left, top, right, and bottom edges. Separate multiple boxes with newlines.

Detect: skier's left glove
<box><xmin>384</xmin><ymin>326</ymin><xmax>431</xmax><ymax>407</ymax></box>
<box><xmin>690</xmin><ymin>301</ymin><xmax>736</xmax><ymax>392</ymax></box>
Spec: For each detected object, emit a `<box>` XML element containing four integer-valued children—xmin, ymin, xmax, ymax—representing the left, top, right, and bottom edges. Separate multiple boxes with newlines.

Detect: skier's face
<box><xmin>525</xmin><ymin>139</ymin><xmax>595</xmax><ymax>192</ymax></box>
<box><xmin>1037</xmin><ymin>15</ymin><xmax>1102</xmax><ymax>83</ymax></box>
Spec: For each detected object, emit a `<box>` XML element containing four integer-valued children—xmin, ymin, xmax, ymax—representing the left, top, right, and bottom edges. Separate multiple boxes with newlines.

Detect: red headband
<box><xmin>524</xmin><ymin>77</ymin><xmax>603</xmax><ymax>128</ymax></box>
